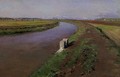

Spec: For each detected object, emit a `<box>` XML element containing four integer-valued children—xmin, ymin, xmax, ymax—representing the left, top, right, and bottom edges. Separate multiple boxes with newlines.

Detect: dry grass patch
<box><xmin>90</xmin><ymin>24</ymin><xmax>120</xmax><ymax>46</ymax></box>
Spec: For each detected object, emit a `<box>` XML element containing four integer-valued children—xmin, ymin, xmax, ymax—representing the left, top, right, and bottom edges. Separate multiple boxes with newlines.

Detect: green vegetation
<box><xmin>31</xmin><ymin>21</ymin><xmax>97</xmax><ymax>77</ymax></box>
<box><xmin>0</xmin><ymin>20</ymin><xmax>58</xmax><ymax>35</ymax></box>
<box><xmin>67</xmin><ymin>21</ymin><xmax>86</xmax><ymax>42</ymax></box>
<box><xmin>30</xmin><ymin>20</ymin><xmax>86</xmax><ymax>77</ymax></box>
<box><xmin>31</xmin><ymin>51</ymin><xmax>68</xmax><ymax>77</ymax></box>
<box><xmin>82</xmin><ymin>44</ymin><xmax>97</xmax><ymax>73</ymax></box>
<box><xmin>0</xmin><ymin>20</ymin><xmax>56</xmax><ymax>26</ymax></box>
<box><xmin>63</xmin><ymin>21</ymin><xmax>98</xmax><ymax>74</ymax></box>
<box><xmin>65</xmin><ymin>38</ymin><xmax>97</xmax><ymax>74</ymax></box>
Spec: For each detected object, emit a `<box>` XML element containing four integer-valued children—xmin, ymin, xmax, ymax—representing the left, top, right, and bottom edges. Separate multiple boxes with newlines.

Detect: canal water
<box><xmin>0</xmin><ymin>22</ymin><xmax>77</xmax><ymax>77</ymax></box>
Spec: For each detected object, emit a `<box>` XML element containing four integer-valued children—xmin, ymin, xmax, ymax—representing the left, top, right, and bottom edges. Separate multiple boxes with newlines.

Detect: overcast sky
<box><xmin>0</xmin><ymin>0</ymin><xmax>120</xmax><ymax>19</ymax></box>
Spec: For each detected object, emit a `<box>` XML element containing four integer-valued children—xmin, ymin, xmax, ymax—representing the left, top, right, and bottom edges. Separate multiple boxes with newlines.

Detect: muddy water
<box><xmin>0</xmin><ymin>22</ymin><xmax>77</xmax><ymax>77</ymax></box>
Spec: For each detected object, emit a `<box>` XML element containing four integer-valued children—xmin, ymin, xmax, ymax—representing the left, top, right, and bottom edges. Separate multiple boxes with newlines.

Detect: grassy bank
<box><xmin>61</xmin><ymin>21</ymin><xmax>97</xmax><ymax>74</ymax></box>
<box><xmin>67</xmin><ymin>21</ymin><xmax>86</xmax><ymax>42</ymax></box>
<box><xmin>0</xmin><ymin>20</ymin><xmax>58</xmax><ymax>35</ymax></box>
<box><xmin>30</xmin><ymin>21</ymin><xmax>98</xmax><ymax>77</ymax></box>
<box><xmin>90</xmin><ymin>24</ymin><xmax>120</xmax><ymax>46</ymax></box>
<box><xmin>64</xmin><ymin>38</ymin><xmax>97</xmax><ymax>74</ymax></box>
<box><xmin>31</xmin><ymin>51</ymin><xmax>68</xmax><ymax>77</ymax></box>
<box><xmin>91</xmin><ymin>23</ymin><xmax>120</xmax><ymax>63</ymax></box>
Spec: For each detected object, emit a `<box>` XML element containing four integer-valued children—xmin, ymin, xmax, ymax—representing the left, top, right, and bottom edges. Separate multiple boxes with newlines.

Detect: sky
<box><xmin>0</xmin><ymin>0</ymin><xmax>120</xmax><ymax>19</ymax></box>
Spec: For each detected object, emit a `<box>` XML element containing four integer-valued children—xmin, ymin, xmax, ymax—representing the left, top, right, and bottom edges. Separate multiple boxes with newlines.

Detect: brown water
<box><xmin>0</xmin><ymin>22</ymin><xmax>77</xmax><ymax>77</ymax></box>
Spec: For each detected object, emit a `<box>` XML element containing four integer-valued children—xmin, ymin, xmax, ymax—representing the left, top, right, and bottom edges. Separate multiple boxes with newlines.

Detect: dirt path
<box><xmin>68</xmin><ymin>22</ymin><xmax>120</xmax><ymax>77</ymax></box>
<box><xmin>85</xmin><ymin>24</ymin><xmax>120</xmax><ymax>77</ymax></box>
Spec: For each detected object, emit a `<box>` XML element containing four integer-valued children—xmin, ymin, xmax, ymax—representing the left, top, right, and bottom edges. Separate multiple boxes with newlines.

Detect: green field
<box><xmin>0</xmin><ymin>20</ymin><xmax>58</xmax><ymax>35</ymax></box>
<box><xmin>0</xmin><ymin>20</ymin><xmax>56</xmax><ymax>26</ymax></box>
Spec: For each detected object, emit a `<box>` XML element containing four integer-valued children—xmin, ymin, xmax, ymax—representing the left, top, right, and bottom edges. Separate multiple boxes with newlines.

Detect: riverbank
<box><xmin>30</xmin><ymin>20</ymin><xmax>96</xmax><ymax>77</ymax></box>
<box><xmin>55</xmin><ymin>21</ymin><xmax>98</xmax><ymax>77</ymax></box>
<box><xmin>0</xmin><ymin>20</ymin><xmax>58</xmax><ymax>35</ymax></box>
<box><xmin>0</xmin><ymin>22</ymin><xmax>77</xmax><ymax>77</ymax></box>
<box><xmin>31</xmin><ymin>20</ymin><xmax>120</xmax><ymax>77</ymax></box>
<box><xmin>67</xmin><ymin>21</ymin><xmax>120</xmax><ymax>77</ymax></box>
